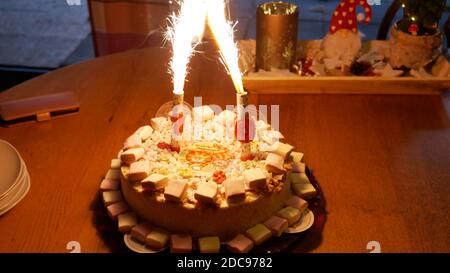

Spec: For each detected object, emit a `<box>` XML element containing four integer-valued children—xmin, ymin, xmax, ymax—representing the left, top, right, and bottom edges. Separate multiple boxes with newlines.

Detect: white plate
<box><xmin>0</xmin><ymin>140</ymin><xmax>23</xmax><ymax>198</ymax></box>
<box><xmin>0</xmin><ymin>156</ymin><xmax>27</xmax><ymax>204</ymax></box>
<box><xmin>123</xmin><ymin>234</ymin><xmax>168</xmax><ymax>253</ymax></box>
<box><xmin>0</xmin><ymin>163</ymin><xmax>25</xmax><ymax>203</ymax></box>
<box><xmin>284</xmin><ymin>208</ymin><xmax>314</xmax><ymax>234</ymax></box>
<box><xmin>0</xmin><ymin>152</ymin><xmax>27</xmax><ymax>201</ymax></box>
<box><xmin>0</xmin><ymin>166</ymin><xmax>30</xmax><ymax>216</ymax></box>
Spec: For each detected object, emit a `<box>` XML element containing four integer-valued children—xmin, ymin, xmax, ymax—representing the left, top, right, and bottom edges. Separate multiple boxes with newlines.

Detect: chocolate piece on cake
<box><xmin>106</xmin><ymin>201</ymin><xmax>130</xmax><ymax>221</ymax></box>
<box><xmin>290</xmin><ymin>172</ymin><xmax>310</xmax><ymax>184</ymax></box>
<box><xmin>264</xmin><ymin>215</ymin><xmax>289</xmax><ymax>237</ymax></box>
<box><xmin>285</xmin><ymin>196</ymin><xmax>308</xmax><ymax>213</ymax></box>
<box><xmin>276</xmin><ymin>206</ymin><xmax>301</xmax><ymax>225</ymax></box>
<box><xmin>118</xmin><ymin>212</ymin><xmax>137</xmax><ymax>233</ymax></box>
<box><xmin>292</xmin><ymin>182</ymin><xmax>317</xmax><ymax>200</ymax></box>
<box><xmin>290</xmin><ymin>151</ymin><xmax>304</xmax><ymax>163</ymax></box>
<box><xmin>244</xmin><ymin>168</ymin><xmax>267</xmax><ymax>189</ymax></box>
<box><xmin>102</xmin><ymin>190</ymin><xmax>123</xmax><ymax>206</ymax></box>
<box><xmin>100</xmin><ymin>178</ymin><xmax>119</xmax><ymax>191</ymax></box>
<box><xmin>194</xmin><ymin>182</ymin><xmax>218</xmax><ymax>204</ymax></box>
<box><xmin>136</xmin><ymin>125</ymin><xmax>153</xmax><ymax>141</ymax></box>
<box><xmin>245</xmin><ymin>224</ymin><xmax>272</xmax><ymax>246</ymax></box>
<box><xmin>164</xmin><ymin>180</ymin><xmax>188</xmax><ymax>202</ymax></box>
<box><xmin>141</xmin><ymin>174</ymin><xmax>168</xmax><ymax>191</ymax></box>
<box><xmin>224</xmin><ymin>178</ymin><xmax>246</xmax><ymax>203</ymax></box>
<box><xmin>227</xmin><ymin>234</ymin><xmax>254</xmax><ymax>253</ymax></box>
<box><xmin>198</xmin><ymin>236</ymin><xmax>220</xmax><ymax>253</ymax></box>
<box><xmin>146</xmin><ymin>228</ymin><xmax>170</xmax><ymax>250</ymax></box>
<box><xmin>123</xmin><ymin>134</ymin><xmax>142</xmax><ymax>150</ymax></box>
<box><xmin>292</xmin><ymin>161</ymin><xmax>306</xmax><ymax>173</ymax></box>
<box><xmin>130</xmin><ymin>223</ymin><xmax>153</xmax><ymax>243</ymax></box>
<box><xmin>120</xmin><ymin>147</ymin><xmax>145</xmax><ymax>164</ymax></box>
<box><xmin>105</xmin><ymin>169</ymin><xmax>121</xmax><ymax>180</ymax></box>
<box><xmin>170</xmin><ymin>234</ymin><xmax>193</xmax><ymax>253</ymax></box>
<box><xmin>128</xmin><ymin>160</ymin><xmax>150</xmax><ymax>181</ymax></box>
<box><xmin>273</xmin><ymin>142</ymin><xmax>294</xmax><ymax>159</ymax></box>
<box><xmin>110</xmin><ymin>159</ymin><xmax>121</xmax><ymax>169</ymax></box>
<box><xmin>290</xmin><ymin>173</ymin><xmax>317</xmax><ymax>199</ymax></box>
<box><xmin>265</xmin><ymin>153</ymin><xmax>286</xmax><ymax>174</ymax></box>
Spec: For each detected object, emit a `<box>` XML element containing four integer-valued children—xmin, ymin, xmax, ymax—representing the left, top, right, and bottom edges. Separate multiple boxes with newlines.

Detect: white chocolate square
<box><xmin>227</xmin><ymin>234</ymin><xmax>254</xmax><ymax>253</ymax></box>
<box><xmin>260</xmin><ymin>130</ymin><xmax>285</xmax><ymax>145</ymax></box>
<box><xmin>146</xmin><ymin>228</ymin><xmax>170</xmax><ymax>250</ymax></box>
<box><xmin>291</xmin><ymin>151</ymin><xmax>304</xmax><ymax>163</ymax></box>
<box><xmin>106</xmin><ymin>202</ymin><xmax>130</xmax><ymax>221</ymax></box>
<box><xmin>123</xmin><ymin>134</ymin><xmax>142</xmax><ymax>150</ymax></box>
<box><xmin>120</xmin><ymin>147</ymin><xmax>145</xmax><ymax>164</ymax></box>
<box><xmin>265</xmin><ymin>153</ymin><xmax>285</xmax><ymax>174</ymax></box>
<box><xmin>102</xmin><ymin>190</ymin><xmax>123</xmax><ymax>206</ymax></box>
<box><xmin>292</xmin><ymin>161</ymin><xmax>306</xmax><ymax>173</ymax></box>
<box><xmin>285</xmin><ymin>196</ymin><xmax>308</xmax><ymax>213</ymax></box>
<box><xmin>245</xmin><ymin>224</ymin><xmax>272</xmax><ymax>246</ymax></box>
<box><xmin>170</xmin><ymin>234</ymin><xmax>193</xmax><ymax>253</ymax></box>
<box><xmin>292</xmin><ymin>182</ymin><xmax>317</xmax><ymax>200</ymax></box>
<box><xmin>105</xmin><ymin>169</ymin><xmax>121</xmax><ymax>180</ymax></box>
<box><xmin>276</xmin><ymin>206</ymin><xmax>301</xmax><ymax>225</ymax></box>
<box><xmin>118</xmin><ymin>212</ymin><xmax>137</xmax><ymax>233</ymax></box>
<box><xmin>151</xmin><ymin>117</ymin><xmax>169</xmax><ymax>131</ymax></box>
<box><xmin>290</xmin><ymin>173</ymin><xmax>310</xmax><ymax>185</ymax></box>
<box><xmin>273</xmin><ymin>142</ymin><xmax>294</xmax><ymax>158</ymax></box>
<box><xmin>100</xmin><ymin>178</ymin><xmax>119</xmax><ymax>191</ymax></box>
<box><xmin>141</xmin><ymin>173</ymin><xmax>168</xmax><ymax>190</ymax></box>
<box><xmin>198</xmin><ymin>236</ymin><xmax>220</xmax><ymax>253</ymax></box>
<box><xmin>136</xmin><ymin>125</ymin><xmax>153</xmax><ymax>141</ymax></box>
<box><xmin>243</xmin><ymin>168</ymin><xmax>267</xmax><ymax>189</ymax></box>
<box><xmin>224</xmin><ymin>178</ymin><xmax>246</xmax><ymax>203</ymax></box>
<box><xmin>110</xmin><ymin>159</ymin><xmax>121</xmax><ymax>169</ymax></box>
<box><xmin>264</xmin><ymin>215</ymin><xmax>289</xmax><ymax>237</ymax></box>
<box><xmin>194</xmin><ymin>182</ymin><xmax>218</xmax><ymax>204</ymax></box>
<box><xmin>164</xmin><ymin>180</ymin><xmax>187</xmax><ymax>202</ymax></box>
<box><xmin>128</xmin><ymin>160</ymin><xmax>150</xmax><ymax>181</ymax></box>
<box><xmin>131</xmin><ymin>223</ymin><xmax>153</xmax><ymax>243</ymax></box>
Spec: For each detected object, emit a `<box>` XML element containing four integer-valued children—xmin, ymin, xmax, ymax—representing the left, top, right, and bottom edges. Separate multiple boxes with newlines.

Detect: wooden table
<box><xmin>1</xmin><ymin>46</ymin><xmax>449</xmax><ymax>253</ymax></box>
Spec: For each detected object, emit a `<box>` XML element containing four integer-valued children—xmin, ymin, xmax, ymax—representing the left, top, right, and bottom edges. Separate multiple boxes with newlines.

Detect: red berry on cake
<box><xmin>213</xmin><ymin>170</ymin><xmax>227</xmax><ymax>184</ymax></box>
<box><xmin>157</xmin><ymin>141</ymin><xmax>171</xmax><ymax>150</ymax></box>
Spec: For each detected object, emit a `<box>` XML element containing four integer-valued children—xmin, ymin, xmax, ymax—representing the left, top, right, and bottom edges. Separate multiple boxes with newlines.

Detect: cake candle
<box><xmin>170</xmin><ymin>92</ymin><xmax>184</xmax><ymax>152</ymax></box>
<box><xmin>235</xmin><ymin>92</ymin><xmax>255</xmax><ymax>161</ymax></box>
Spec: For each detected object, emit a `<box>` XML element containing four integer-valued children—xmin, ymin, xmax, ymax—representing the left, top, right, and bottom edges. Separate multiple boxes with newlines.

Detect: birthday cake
<box><xmin>100</xmin><ymin>106</ymin><xmax>317</xmax><ymax>253</ymax></box>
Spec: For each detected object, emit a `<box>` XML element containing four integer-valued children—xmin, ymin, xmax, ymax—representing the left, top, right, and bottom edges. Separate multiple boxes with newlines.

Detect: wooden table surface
<box><xmin>0</xmin><ymin>45</ymin><xmax>449</xmax><ymax>253</ymax></box>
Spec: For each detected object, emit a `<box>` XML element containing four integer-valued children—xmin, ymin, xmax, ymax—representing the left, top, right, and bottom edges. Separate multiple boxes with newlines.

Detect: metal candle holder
<box><xmin>256</xmin><ymin>1</ymin><xmax>299</xmax><ymax>71</ymax></box>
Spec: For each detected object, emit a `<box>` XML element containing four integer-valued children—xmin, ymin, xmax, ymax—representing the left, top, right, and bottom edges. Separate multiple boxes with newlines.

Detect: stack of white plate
<box><xmin>0</xmin><ymin>139</ymin><xmax>30</xmax><ymax>216</ymax></box>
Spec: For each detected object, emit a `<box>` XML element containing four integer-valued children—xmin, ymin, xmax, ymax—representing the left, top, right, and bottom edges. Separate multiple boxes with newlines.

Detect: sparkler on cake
<box><xmin>206</xmin><ymin>0</ymin><xmax>255</xmax><ymax>160</ymax></box>
<box><xmin>166</xmin><ymin>0</ymin><xmax>255</xmax><ymax>160</ymax></box>
<box><xmin>166</xmin><ymin>0</ymin><xmax>207</xmax><ymax>152</ymax></box>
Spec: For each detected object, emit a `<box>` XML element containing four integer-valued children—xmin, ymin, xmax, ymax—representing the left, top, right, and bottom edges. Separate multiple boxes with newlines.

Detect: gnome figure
<box><xmin>322</xmin><ymin>0</ymin><xmax>372</xmax><ymax>68</ymax></box>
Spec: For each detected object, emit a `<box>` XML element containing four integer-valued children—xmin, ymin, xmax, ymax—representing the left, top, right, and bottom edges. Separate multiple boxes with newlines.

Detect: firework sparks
<box><xmin>166</xmin><ymin>0</ymin><xmax>208</xmax><ymax>95</ymax></box>
<box><xmin>206</xmin><ymin>0</ymin><xmax>245</xmax><ymax>95</ymax></box>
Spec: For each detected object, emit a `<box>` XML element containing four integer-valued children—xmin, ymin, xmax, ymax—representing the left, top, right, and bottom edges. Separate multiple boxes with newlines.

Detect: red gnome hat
<box><xmin>329</xmin><ymin>0</ymin><xmax>372</xmax><ymax>34</ymax></box>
